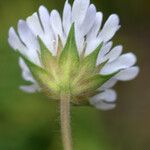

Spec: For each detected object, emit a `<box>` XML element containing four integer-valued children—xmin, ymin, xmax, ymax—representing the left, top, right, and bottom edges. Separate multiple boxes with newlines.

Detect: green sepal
<box><xmin>38</xmin><ymin>38</ymin><xmax>56</xmax><ymax>70</ymax></box>
<box><xmin>71</xmin><ymin>90</ymin><xmax>101</xmax><ymax>106</ymax></box>
<box><xmin>73</xmin><ymin>72</ymin><xmax>117</xmax><ymax>95</ymax></box>
<box><xmin>72</xmin><ymin>43</ymin><xmax>103</xmax><ymax>86</ymax></box>
<box><xmin>38</xmin><ymin>37</ymin><xmax>61</xmax><ymax>85</ymax></box>
<box><xmin>80</xmin><ymin>42</ymin><xmax>103</xmax><ymax>73</ymax></box>
<box><xmin>57</xmin><ymin>36</ymin><xmax>63</xmax><ymax>57</ymax></box>
<box><xmin>19</xmin><ymin>54</ymin><xmax>60</xmax><ymax>93</ymax></box>
<box><xmin>59</xmin><ymin>24</ymin><xmax>79</xmax><ymax>83</ymax></box>
<box><xmin>71</xmin><ymin>96</ymin><xmax>89</xmax><ymax>106</ymax></box>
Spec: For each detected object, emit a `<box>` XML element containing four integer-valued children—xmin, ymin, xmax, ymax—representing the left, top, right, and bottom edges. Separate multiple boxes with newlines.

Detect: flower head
<box><xmin>8</xmin><ymin>0</ymin><xmax>139</xmax><ymax>110</ymax></box>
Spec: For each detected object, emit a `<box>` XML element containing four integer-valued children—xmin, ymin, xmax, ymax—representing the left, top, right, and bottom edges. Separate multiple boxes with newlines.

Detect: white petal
<box><xmin>86</xmin><ymin>12</ymin><xmax>103</xmax><ymax>41</ymax></box>
<box><xmin>75</xmin><ymin>26</ymin><xmax>85</xmax><ymax>55</ymax></box>
<box><xmin>19</xmin><ymin>58</ymin><xmax>35</xmax><ymax>83</ymax></box>
<box><xmin>26</xmin><ymin>12</ymin><xmax>43</xmax><ymax>36</ymax></box>
<box><xmin>98</xmin><ymin>14</ymin><xmax>120</xmax><ymax>42</ymax></box>
<box><xmin>100</xmin><ymin>78</ymin><xmax>117</xmax><ymax>90</ymax></box>
<box><xmin>63</xmin><ymin>0</ymin><xmax>72</xmax><ymax>36</ymax></box>
<box><xmin>18</xmin><ymin>20</ymin><xmax>41</xmax><ymax>65</ymax></box>
<box><xmin>94</xmin><ymin>102</ymin><xmax>116</xmax><ymax>111</ymax></box>
<box><xmin>27</xmin><ymin>10</ymin><xmax>56</xmax><ymax>55</ymax></box>
<box><xmin>39</xmin><ymin>6</ymin><xmax>51</xmax><ymax>32</ymax></box>
<box><xmin>50</xmin><ymin>10</ymin><xmax>65</xmax><ymax>45</ymax></box>
<box><xmin>100</xmin><ymin>53</ymin><xmax>137</xmax><ymax>75</ymax></box>
<box><xmin>18</xmin><ymin>20</ymin><xmax>40</xmax><ymax>50</ymax></box>
<box><xmin>115</xmin><ymin>66</ymin><xmax>139</xmax><ymax>81</ymax></box>
<box><xmin>100</xmin><ymin>89</ymin><xmax>117</xmax><ymax>102</ymax></box>
<box><xmin>90</xmin><ymin>89</ymin><xmax>117</xmax><ymax>111</ymax></box>
<box><xmin>107</xmin><ymin>45</ymin><xmax>123</xmax><ymax>62</ymax></box>
<box><xmin>91</xmin><ymin>89</ymin><xmax>117</xmax><ymax>104</ymax></box>
<box><xmin>20</xmin><ymin>84</ymin><xmax>40</xmax><ymax>93</ymax></box>
<box><xmin>85</xmin><ymin>39</ymin><xmax>99</xmax><ymax>56</ymax></box>
<box><xmin>96</xmin><ymin>41</ymin><xmax>113</xmax><ymax>64</ymax></box>
<box><xmin>8</xmin><ymin>27</ymin><xmax>27</xmax><ymax>53</ymax></box>
<box><xmin>19</xmin><ymin>58</ymin><xmax>41</xmax><ymax>93</ymax></box>
<box><xmin>79</xmin><ymin>4</ymin><xmax>96</xmax><ymax>36</ymax></box>
<box><xmin>85</xmin><ymin>12</ymin><xmax>103</xmax><ymax>55</ymax></box>
<box><xmin>72</xmin><ymin>0</ymin><xmax>90</xmax><ymax>25</ymax></box>
<box><xmin>98</xmin><ymin>45</ymin><xmax>123</xmax><ymax>64</ymax></box>
<box><xmin>39</xmin><ymin>6</ymin><xmax>56</xmax><ymax>54</ymax></box>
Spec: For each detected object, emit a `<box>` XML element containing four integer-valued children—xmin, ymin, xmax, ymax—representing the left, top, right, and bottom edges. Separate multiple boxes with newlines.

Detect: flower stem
<box><xmin>60</xmin><ymin>91</ymin><xmax>73</xmax><ymax>150</ymax></box>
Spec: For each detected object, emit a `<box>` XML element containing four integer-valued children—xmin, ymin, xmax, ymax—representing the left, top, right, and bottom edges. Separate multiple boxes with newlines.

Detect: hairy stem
<box><xmin>60</xmin><ymin>91</ymin><xmax>73</xmax><ymax>150</ymax></box>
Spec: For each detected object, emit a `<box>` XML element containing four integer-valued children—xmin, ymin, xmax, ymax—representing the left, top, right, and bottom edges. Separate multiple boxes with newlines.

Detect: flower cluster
<box><xmin>8</xmin><ymin>0</ymin><xmax>139</xmax><ymax>110</ymax></box>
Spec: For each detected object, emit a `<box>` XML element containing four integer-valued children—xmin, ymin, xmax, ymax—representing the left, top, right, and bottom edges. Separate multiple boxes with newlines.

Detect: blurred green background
<box><xmin>0</xmin><ymin>0</ymin><xmax>149</xmax><ymax>149</ymax></box>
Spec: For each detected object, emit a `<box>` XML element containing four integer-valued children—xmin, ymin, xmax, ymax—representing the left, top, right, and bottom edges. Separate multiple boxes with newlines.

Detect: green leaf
<box><xmin>59</xmin><ymin>24</ymin><xmax>79</xmax><ymax>82</ymax></box>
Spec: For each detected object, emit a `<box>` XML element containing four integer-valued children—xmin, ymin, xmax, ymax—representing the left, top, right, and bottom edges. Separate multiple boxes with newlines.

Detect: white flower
<box><xmin>8</xmin><ymin>0</ymin><xmax>139</xmax><ymax>110</ymax></box>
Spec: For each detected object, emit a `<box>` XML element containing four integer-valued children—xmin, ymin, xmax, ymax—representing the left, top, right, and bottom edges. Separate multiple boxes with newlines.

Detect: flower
<box><xmin>8</xmin><ymin>0</ymin><xmax>139</xmax><ymax>110</ymax></box>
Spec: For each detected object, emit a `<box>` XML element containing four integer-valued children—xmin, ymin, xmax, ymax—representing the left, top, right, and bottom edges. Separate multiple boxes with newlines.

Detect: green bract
<box><xmin>20</xmin><ymin>24</ymin><xmax>116</xmax><ymax>105</ymax></box>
